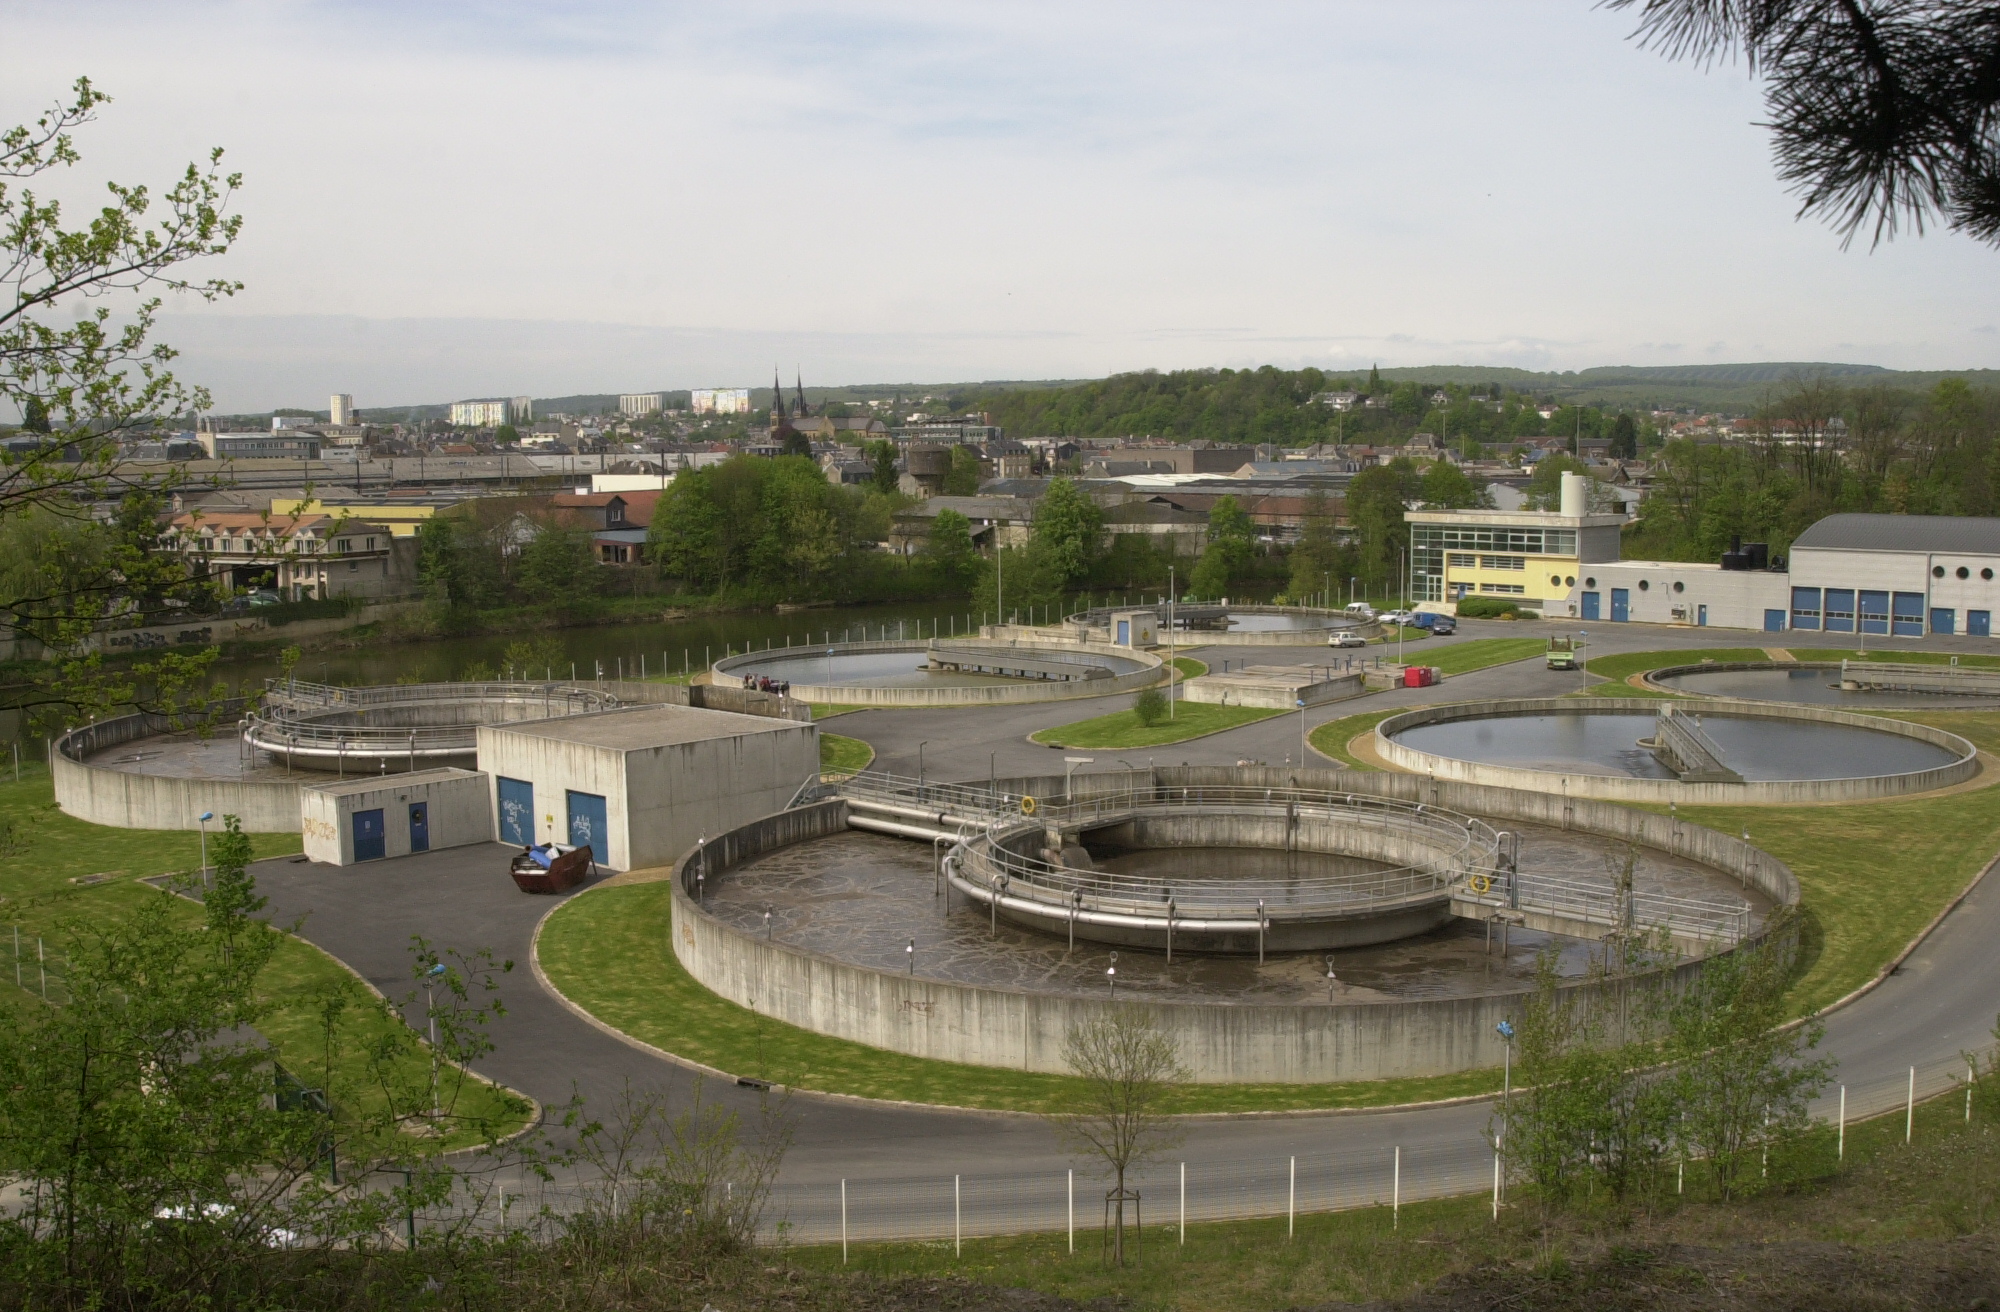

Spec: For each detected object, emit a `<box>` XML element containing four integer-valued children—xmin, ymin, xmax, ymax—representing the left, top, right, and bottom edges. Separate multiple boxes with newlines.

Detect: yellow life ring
<box><xmin>1469</xmin><ymin>873</ymin><xmax>1492</xmax><ymax>895</ymax></box>
<box><xmin>1020</xmin><ymin>795</ymin><xmax>1038</xmax><ymax>816</ymax></box>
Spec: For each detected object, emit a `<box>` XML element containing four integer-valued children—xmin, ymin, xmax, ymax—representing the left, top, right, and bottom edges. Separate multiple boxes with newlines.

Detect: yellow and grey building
<box><xmin>1407</xmin><ymin>472</ymin><xmax>1623</xmax><ymax>612</ymax></box>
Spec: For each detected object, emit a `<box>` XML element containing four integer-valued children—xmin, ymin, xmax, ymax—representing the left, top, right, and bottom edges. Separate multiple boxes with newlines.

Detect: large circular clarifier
<box><xmin>729</xmin><ymin>649</ymin><xmax>1019</xmax><ymax>689</ymax></box>
<box><xmin>1391</xmin><ymin>710</ymin><xmax>1957</xmax><ymax>780</ymax></box>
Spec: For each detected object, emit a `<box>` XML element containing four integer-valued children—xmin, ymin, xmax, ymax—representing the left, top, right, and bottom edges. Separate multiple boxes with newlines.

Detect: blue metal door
<box><xmin>408</xmin><ymin>802</ymin><xmax>429</xmax><ymax>852</ymax></box>
<box><xmin>1824</xmin><ymin>588</ymin><xmax>1854</xmax><ymax>632</ymax></box>
<box><xmin>1971</xmin><ymin>610</ymin><xmax>1991</xmax><ymax>637</ymax></box>
<box><xmin>1697</xmin><ymin>604</ymin><xmax>1708</xmax><ymax>627</ymax></box>
<box><xmin>1859</xmin><ymin>589</ymin><xmax>1890</xmax><ymax>635</ymax></box>
<box><xmin>1581</xmin><ymin>591</ymin><xmax>1600</xmax><ymax>620</ymax></box>
<box><xmin>566</xmin><ymin>790</ymin><xmax>608</xmax><ymax>858</ymax></box>
<box><xmin>1891</xmin><ymin>591</ymin><xmax>1924</xmax><ymax>636</ymax></box>
<box><xmin>497</xmin><ymin>777</ymin><xmax>534</xmax><ymax>846</ymax></box>
<box><xmin>1764</xmin><ymin>609</ymin><xmax>1785</xmax><ymax>632</ymax></box>
<box><xmin>1116</xmin><ymin>619</ymin><xmax>1130</xmax><ymax>645</ymax></box>
<box><xmin>1610</xmin><ymin>589</ymin><xmax>1629</xmax><ymax>622</ymax></box>
<box><xmin>352</xmin><ymin>808</ymin><xmax>385</xmax><ymax>862</ymax></box>
<box><xmin>1931</xmin><ymin>608</ymin><xmax>1956</xmax><ymax>635</ymax></box>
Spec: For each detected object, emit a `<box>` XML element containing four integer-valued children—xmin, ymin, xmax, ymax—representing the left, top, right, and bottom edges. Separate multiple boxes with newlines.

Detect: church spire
<box><xmin>793</xmin><ymin>369</ymin><xmax>809</xmax><ymax>418</ymax></box>
<box><xmin>770</xmin><ymin>368</ymin><xmax>786</xmax><ymax>426</ymax></box>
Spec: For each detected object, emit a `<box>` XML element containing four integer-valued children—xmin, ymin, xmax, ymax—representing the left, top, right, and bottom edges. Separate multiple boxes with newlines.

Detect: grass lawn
<box><xmin>1422</xmin><ymin>637</ymin><xmax>1548</xmax><ymax>677</ymax></box>
<box><xmin>1792</xmin><ymin>646</ymin><xmax>2000</xmax><ymax>668</ymax></box>
<box><xmin>0</xmin><ymin>767</ymin><xmax>531</xmax><ymax>1147</ymax></box>
<box><xmin>1580</xmin><ymin>646</ymin><xmax>1773</xmax><ymax>686</ymax></box>
<box><xmin>536</xmin><ymin>879</ymin><xmax>1507</xmax><ymax>1113</ymax></box>
<box><xmin>1305</xmin><ymin>709</ymin><xmax>1399</xmax><ymax>770</ymax></box>
<box><xmin>1030</xmin><ymin>701</ymin><xmax>1282</xmax><ymax>749</ymax></box>
<box><xmin>785</xmin><ymin>1093</ymin><xmax>2000</xmax><ymax>1312</ymax></box>
<box><xmin>809</xmin><ymin>704</ymin><xmax>870</xmax><ymax>719</ymax></box>
<box><xmin>819</xmin><ymin>732</ymin><xmax>874</xmax><ymax>779</ymax></box>
<box><xmin>1169</xmin><ymin>656</ymin><xmax>1207</xmax><ymax>681</ymax></box>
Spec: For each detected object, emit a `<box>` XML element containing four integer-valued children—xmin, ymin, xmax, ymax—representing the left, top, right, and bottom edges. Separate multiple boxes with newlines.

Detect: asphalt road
<box><xmin>247</xmin><ymin>616</ymin><xmax>2000</xmax><ymax>1238</ymax></box>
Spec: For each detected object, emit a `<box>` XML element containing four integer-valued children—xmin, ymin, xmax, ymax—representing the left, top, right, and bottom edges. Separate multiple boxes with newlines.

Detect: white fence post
<box><xmin>840</xmin><ymin>1179</ymin><xmax>847</xmax><ymax>1264</ymax></box>
<box><xmin>1907</xmin><ymin>1066</ymin><xmax>1916</xmax><ymax>1143</ymax></box>
<box><xmin>1179</xmin><ymin>1162</ymin><xmax>1185</xmax><ymax>1246</ymax></box>
<box><xmin>1067</xmin><ymin>1169</ymin><xmax>1073</xmax><ymax>1255</ymax></box>
<box><xmin>1392</xmin><ymin>1146</ymin><xmax>1401</xmax><ymax>1229</ymax></box>
<box><xmin>1288</xmin><ymin>1155</ymin><xmax>1295</xmax><ymax>1238</ymax></box>
<box><xmin>1838</xmin><ymin>1085</ymin><xmax>1847</xmax><ymax>1160</ymax></box>
<box><xmin>954</xmin><ymin>1175</ymin><xmax>961</xmax><ymax>1257</ymax></box>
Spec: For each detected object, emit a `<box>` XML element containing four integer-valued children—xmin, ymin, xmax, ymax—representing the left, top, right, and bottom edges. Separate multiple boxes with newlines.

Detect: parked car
<box><xmin>1379</xmin><ymin>609</ymin><xmax>1417</xmax><ymax>627</ymax></box>
<box><xmin>1427</xmin><ymin>615</ymin><xmax>1457</xmax><ymax>636</ymax></box>
<box><xmin>1328</xmin><ymin>629</ymin><xmax>1368</xmax><ymax>649</ymax></box>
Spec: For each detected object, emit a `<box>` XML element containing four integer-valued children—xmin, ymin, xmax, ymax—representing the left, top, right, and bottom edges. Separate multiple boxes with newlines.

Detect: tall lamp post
<box><xmin>1577</xmin><ymin>630</ymin><xmax>1588</xmax><ymax>694</ymax></box>
<box><xmin>1297</xmin><ymin>698</ymin><xmax>1307</xmax><ymax>767</ymax></box>
<box><xmin>1064</xmin><ymin>756</ymin><xmax>1094</xmax><ymax>798</ymax></box>
<box><xmin>198</xmin><ymin>811</ymin><xmax>214</xmax><ymax>889</ymax></box>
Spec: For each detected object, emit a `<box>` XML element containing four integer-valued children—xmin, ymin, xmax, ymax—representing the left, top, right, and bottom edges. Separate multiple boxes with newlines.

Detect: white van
<box><xmin>1342</xmin><ymin>602</ymin><xmax>1376</xmax><ymax>622</ymax></box>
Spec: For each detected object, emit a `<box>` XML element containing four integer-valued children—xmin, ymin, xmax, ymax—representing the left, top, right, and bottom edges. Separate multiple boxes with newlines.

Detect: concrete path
<box><xmin>247</xmin><ymin>615</ymin><xmax>2000</xmax><ymax>1238</ymax></box>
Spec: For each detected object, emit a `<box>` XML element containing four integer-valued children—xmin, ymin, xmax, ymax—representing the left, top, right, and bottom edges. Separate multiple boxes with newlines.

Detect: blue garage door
<box><xmin>1790</xmin><ymin>586</ymin><xmax>1820</xmax><ymax>630</ymax></box>
<box><xmin>1823</xmin><ymin>588</ymin><xmax>1855</xmax><ymax>632</ymax></box>
<box><xmin>1931</xmin><ymin>608</ymin><xmax>1956</xmax><ymax>635</ymax></box>
<box><xmin>1610</xmin><ymin>588</ymin><xmax>1629</xmax><ymax>622</ymax></box>
<box><xmin>352</xmin><ymin>808</ymin><xmax>385</xmax><ymax>862</ymax></box>
<box><xmin>497</xmin><ymin>777</ymin><xmax>534</xmax><ymax>846</ymax></box>
<box><xmin>1971</xmin><ymin>610</ymin><xmax>1992</xmax><ymax>637</ymax></box>
<box><xmin>566</xmin><ymin>790</ymin><xmax>608</xmax><ymax>858</ymax></box>
<box><xmin>1581</xmin><ymin>591</ymin><xmax>1600</xmax><ymax>620</ymax></box>
<box><xmin>1859</xmin><ymin>589</ymin><xmax>1890</xmax><ymax>635</ymax></box>
<box><xmin>1891</xmin><ymin>592</ymin><xmax>1925</xmax><ymax>637</ymax></box>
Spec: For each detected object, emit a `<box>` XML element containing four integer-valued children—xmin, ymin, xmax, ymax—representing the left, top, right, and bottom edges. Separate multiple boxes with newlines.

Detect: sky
<box><xmin>9</xmin><ymin>0</ymin><xmax>2000</xmax><ymax>412</ymax></box>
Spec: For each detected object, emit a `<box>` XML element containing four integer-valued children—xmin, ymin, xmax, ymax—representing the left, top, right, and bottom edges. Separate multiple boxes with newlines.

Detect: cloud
<box><xmin>11</xmin><ymin>0</ymin><xmax>1999</xmax><ymax>408</ymax></box>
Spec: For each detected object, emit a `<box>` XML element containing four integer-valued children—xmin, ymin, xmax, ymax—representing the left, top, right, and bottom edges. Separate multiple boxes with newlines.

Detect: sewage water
<box><xmin>1656</xmin><ymin>665</ymin><xmax>2000</xmax><ymax>707</ymax></box>
<box><xmin>733</xmin><ymin>646</ymin><xmax>1149</xmax><ymax>689</ymax></box>
<box><xmin>1391</xmin><ymin>711</ymin><xmax>1959</xmax><ymax>781</ymax></box>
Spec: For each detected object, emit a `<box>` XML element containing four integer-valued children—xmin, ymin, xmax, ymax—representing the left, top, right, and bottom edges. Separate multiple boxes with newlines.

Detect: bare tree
<box><xmin>1047</xmin><ymin>1009</ymin><xmax>1189</xmax><ymax>1266</ymax></box>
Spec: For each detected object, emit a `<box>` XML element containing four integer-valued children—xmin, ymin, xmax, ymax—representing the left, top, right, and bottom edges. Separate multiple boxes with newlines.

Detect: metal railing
<box><xmin>264</xmin><ymin>678</ymin><xmax>613</xmax><ymax>712</ymax></box>
<box><xmin>1454</xmin><ymin>868</ymin><xmax>1753</xmax><ymax>945</ymax></box>
<box><xmin>1839</xmin><ymin>659</ymin><xmax>2000</xmax><ymax>696</ymax></box>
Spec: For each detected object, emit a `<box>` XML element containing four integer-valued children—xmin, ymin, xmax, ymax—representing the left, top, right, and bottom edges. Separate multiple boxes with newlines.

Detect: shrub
<box><xmin>1132</xmin><ymin>686</ymin><xmax>1168</xmax><ymax>727</ymax></box>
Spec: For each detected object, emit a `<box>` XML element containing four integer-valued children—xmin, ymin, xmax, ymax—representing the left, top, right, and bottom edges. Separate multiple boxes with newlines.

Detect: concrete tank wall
<box><xmin>664</xmin><ymin>774</ymin><xmax>1796</xmax><ymax>1083</ymax></box>
<box><xmin>53</xmin><ymin>703</ymin><xmax>304</xmax><ymax>832</ymax></box>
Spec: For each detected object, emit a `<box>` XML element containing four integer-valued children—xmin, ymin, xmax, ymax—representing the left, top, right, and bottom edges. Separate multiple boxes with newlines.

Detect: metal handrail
<box><xmin>265</xmin><ymin>678</ymin><xmax>612</xmax><ymax>710</ymax></box>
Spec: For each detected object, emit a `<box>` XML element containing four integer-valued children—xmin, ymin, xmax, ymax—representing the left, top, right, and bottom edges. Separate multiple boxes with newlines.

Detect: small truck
<box><xmin>1545</xmin><ymin>636</ymin><xmax>1578</xmax><ymax>671</ymax></box>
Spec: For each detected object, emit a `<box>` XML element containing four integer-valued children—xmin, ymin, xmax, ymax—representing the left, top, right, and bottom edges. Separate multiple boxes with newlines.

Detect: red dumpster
<box><xmin>1403</xmin><ymin>665</ymin><xmax>1424</xmax><ymax>688</ymax></box>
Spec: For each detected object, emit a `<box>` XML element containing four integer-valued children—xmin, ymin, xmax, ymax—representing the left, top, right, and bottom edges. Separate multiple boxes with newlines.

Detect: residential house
<box><xmin>163</xmin><ymin>512</ymin><xmax>413</xmax><ymax>601</ymax></box>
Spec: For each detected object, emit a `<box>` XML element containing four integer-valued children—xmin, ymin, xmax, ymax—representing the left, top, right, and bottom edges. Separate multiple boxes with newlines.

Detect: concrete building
<box><xmin>618</xmin><ymin>393</ymin><xmax>665</xmax><ymax>416</ymax></box>
<box><xmin>1540</xmin><ymin>514</ymin><xmax>2000</xmax><ymax>634</ymax></box>
<box><xmin>300</xmin><ymin>768</ymin><xmax>491</xmax><ymax>866</ymax></box>
<box><xmin>475</xmin><ymin>704</ymin><xmax>818</xmax><ymax>871</ymax></box>
<box><xmin>329</xmin><ymin>393</ymin><xmax>356</xmax><ymax>426</ymax></box>
<box><xmin>1408</xmin><ymin>472</ymin><xmax>1623</xmax><ymax>611</ymax></box>
<box><xmin>198</xmin><ymin>431</ymin><xmax>323</xmax><ymax>461</ymax></box>
<box><xmin>691</xmin><ymin>387</ymin><xmax>751</xmax><ymax>415</ymax></box>
<box><xmin>450</xmin><ymin>397</ymin><xmax>532</xmax><ymax>427</ymax></box>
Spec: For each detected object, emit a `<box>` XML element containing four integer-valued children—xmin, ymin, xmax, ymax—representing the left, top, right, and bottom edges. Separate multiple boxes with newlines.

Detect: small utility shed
<box><xmin>301</xmin><ymin>768</ymin><xmax>492</xmax><ymax>866</ymax></box>
<box><xmin>475</xmin><ymin>704</ymin><xmax>818</xmax><ymax>871</ymax></box>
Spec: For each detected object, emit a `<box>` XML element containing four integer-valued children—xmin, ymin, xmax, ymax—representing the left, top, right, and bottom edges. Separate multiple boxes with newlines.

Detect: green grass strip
<box><xmin>0</xmin><ymin>770</ymin><xmax>531</xmax><ymax>1147</ymax></box>
<box><xmin>1421</xmin><ymin>637</ymin><xmax>1548</xmax><ymax>677</ymax></box>
<box><xmin>819</xmin><ymin>733</ymin><xmax>874</xmax><ymax>778</ymax></box>
<box><xmin>1305</xmin><ymin>709</ymin><xmax>1399</xmax><ymax>770</ymax></box>
<box><xmin>1790</xmin><ymin>647</ymin><xmax>2000</xmax><ymax>668</ymax></box>
<box><xmin>1031</xmin><ymin>701</ymin><xmax>1283</xmax><ymax>749</ymax></box>
<box><xmin>536</xmin><ymin>880</ymin><xmax>1504</xmax><ymax>1113</ymax></box>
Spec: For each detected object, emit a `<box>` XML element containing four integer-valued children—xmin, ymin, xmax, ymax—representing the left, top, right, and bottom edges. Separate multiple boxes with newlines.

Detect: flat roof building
<box><xmin>1407</xmin><ymin>472</ymin><xmax>1623</xmax><ymax>611</ymax></box>
<box><xmin>476</xmin><ymin>704</ymin><xmax>817</xmax><ymax>871</ymax></box>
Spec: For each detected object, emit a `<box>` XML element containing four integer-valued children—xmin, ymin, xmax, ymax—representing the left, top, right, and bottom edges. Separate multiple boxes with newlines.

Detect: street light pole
<box><xmin>197</xmin><ymin>811</ymin><xmax>214</xmax><ymax>889</ymax></box>
<box><xmin>1297</xmin><ymin>698</ymin><xmax>1307</xmax><ymax>766</ymax></box>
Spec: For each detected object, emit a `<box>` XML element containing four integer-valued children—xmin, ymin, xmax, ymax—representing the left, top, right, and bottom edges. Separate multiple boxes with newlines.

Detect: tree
<box><xmin>1287</xmin><ymin>488</ymin><xmax>1347</xmax><ymax>604</ymax></box>
<box><xmin>1031</xmin><ymin>478</ymin><xmax>1103</xmax><ymax>589</ymax></box>
<box><xmin>1345</xmin><ymin>460</ymin><xmax>1420</xmax><ymax>592</ymax></box>
<box><xmin>864</xmin><ymin>440</ymin><xmax>900</xmax><ymax>495</ymax></box>
<box><xmin>942</xmin><ymin>444</ymin><xmax>982</xmax><ymax>496</ymax></box>
<box><xmin>493</xmin><ymin>423</ymin><xmax>520</xmax><ymax>445</ymax></box>
<box><xmin>0</xmin><ymin>80</ymin><xmax>242</xmax><ymax>731</ymax></box>
<box><xmin>921</xmin><ymin>507</ymin><xmax>979</xmax><ymax>591</ymax></box>
<box><xmin>1418</xmin><ymin>459</ymin><xmax>1491</xmax><ymax>510</ymax></box>
<box><xmin>1610</xmin><ymin>0</ymin><xmax>2000</xmax><ymax>247</ymax></box>
<box><xmin>1665</xmin><ymin>932</ymin><xmax>1831</xmax><ymax>1200</ymax></box>
<box><xmin>1131</xmin><ymin>685</ymin><xmax>1167</xmax><ymax>727</ymax></box>
<box><xmin>416</xmin><ymin>513</ymin><xmax>502</xmax><ymax>608</ymax></box>
<box><xmin>1610</xmin><ymin>412</ymin><xmax>1639</xmax><ymax>459</ymax></box>
<box><xmin>1048</xmin><ymin>1011</ymin><xmax>1189</xmax><ymax>1266</ymax></box>
<box><xmin>517</xmin><ymin>523</ymin><xmax>600</xmax><ymax>603</ymax></box>
<box><xmin>1189</xmin><ymin>494</ymin><xmax>1252</xmax><ymax>599</ymax></box>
